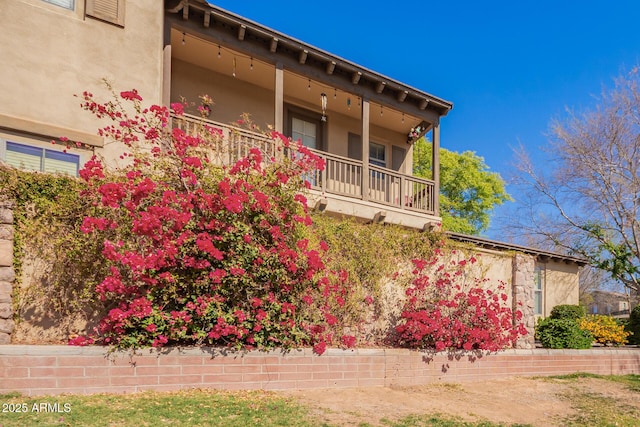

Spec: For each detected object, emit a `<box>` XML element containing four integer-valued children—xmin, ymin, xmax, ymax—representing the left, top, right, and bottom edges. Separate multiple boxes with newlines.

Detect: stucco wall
<box><xmin>171</xmin><ymin>59</ymin><xmax>275</xmax><ymax>128</ymax></box>
<box><xmin>541</xmin><ymin>260</ymin><xmax>580</xmax><ymax>317</ymax></box>
<box><xmin>0</xmin><ymin>0</ymin><xmax>164</xmax><ymax>155</ymax></box>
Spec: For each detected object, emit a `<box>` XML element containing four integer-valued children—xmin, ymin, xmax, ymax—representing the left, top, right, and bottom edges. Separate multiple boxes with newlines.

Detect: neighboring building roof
<box><xmin>446</xmin><ymin>232</ymin><xmax>588</xmax><ymax>266</ymax></box>
<box><xmin>166</xmin><ymin>0</ymin><xmax>453</xmax><ymax>118</ymax></box>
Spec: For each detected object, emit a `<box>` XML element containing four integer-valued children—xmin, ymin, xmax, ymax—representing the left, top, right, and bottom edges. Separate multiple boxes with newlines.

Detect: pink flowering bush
<box><xmin>70</xmin><ymin>88</ymin><xmax>358</xmax><ymax>354</ymax></box>
<box><xmin>393</xmin><ymin>249</ymin><xmax>527</xmax><ymax>352</ymax></box>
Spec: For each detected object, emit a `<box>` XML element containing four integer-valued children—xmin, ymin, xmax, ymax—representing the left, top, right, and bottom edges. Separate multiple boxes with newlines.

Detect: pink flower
<box><xmin>68</xmin><ymin>336</ymin><xmax>94</xmax><ymax>346</ymax></box>
<box><xmin>313</xmin><ymin>341</ymin><xmax>327</xmax><ymax>355</ymax></box>
<box><xmin>120</xmin><ymin>89</ymin><xmax>142</xmax><ymax>101</ymax></box>
<box><xmin>341</xmin><ymin>335</ymin><xmax>356</xmax><ymax>348</ymax></box>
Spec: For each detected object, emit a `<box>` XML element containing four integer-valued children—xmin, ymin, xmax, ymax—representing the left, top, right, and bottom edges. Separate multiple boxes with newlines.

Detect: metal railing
<box><xmin>172</xmin><ymin>114</ymin><xmax>436</xmax><ymax>215</ymax></box>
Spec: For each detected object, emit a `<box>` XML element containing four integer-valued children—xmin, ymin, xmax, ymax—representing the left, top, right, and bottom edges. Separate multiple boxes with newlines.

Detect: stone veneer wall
<box><xmin>0</xmin><ymin>199</ymin><xmax>14</xmax><ymax>344</ymax></box>
<box><xmin>512</xmin><ymin>253</ymin><xmax>536</xmax><ymax>349</ymax></box>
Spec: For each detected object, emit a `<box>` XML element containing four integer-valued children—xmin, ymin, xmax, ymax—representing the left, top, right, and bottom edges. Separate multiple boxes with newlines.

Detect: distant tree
<box><xmin>508</xmin><ymin>68</ymin><xmax>640</xmax><ymax>294</ymax></box>
<box><xmin>413</xmin><ymin>139</ymin><xmax>512</xmax><ymax>235</ymax></box>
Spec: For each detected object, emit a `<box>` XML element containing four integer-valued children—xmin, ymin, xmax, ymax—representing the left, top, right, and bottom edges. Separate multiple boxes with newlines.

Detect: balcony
<box><xmin>174</xmin><ymin>114</ymin><xmax>439</xmax><ymax>228</ymax></box>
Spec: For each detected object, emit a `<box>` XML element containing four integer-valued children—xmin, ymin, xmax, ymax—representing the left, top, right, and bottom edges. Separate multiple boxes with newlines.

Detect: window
<box><xmin>286</xmin><ymin>106</ymin><xmax>324</xmax><ymax>151</ymax></box>
<box><xmin>533</xmin><ymin>266</ymin><xmax>543</xmax><ymax>316</ymax></box>
<box><xmin>42</xmin><ymin>0</ymin><xmax>74</xmax><ymax>9</ymax></box>
<box><xmin>86</xmin><ymin>0</ymin><xmax>125</xmax><ymax>27</ymax></box>
<box><xmin>369</xmin><ymin>142</ymin><xmax>386</xmax><ymax>167</ymax></box>
<box><xmin>292</xmin><ymin>117</ymin><xmax>317</xmax><ymax>149</ymax></box>
<box><xmin>2</xmin><ymin>141</ymin><xmax>80</xmax><ymax>176</ymax></box>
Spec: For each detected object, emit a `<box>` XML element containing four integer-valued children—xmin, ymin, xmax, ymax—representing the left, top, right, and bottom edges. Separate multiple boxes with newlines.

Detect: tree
<box><xmin>413</xmin><ymin>139</ymin><xmax>512</xmax><ymax>234</ymax></box>
<box><xmin>508</xmin><ymin>68</ymin><xmax>640</xmax><ymax>294</ymax></box>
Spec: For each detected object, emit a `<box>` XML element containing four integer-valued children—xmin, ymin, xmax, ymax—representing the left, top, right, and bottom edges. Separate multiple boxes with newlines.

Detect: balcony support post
<box><xmin>274</xmin><ymin>63</ymin><xmax>284</xmax><ymax>133</ymax></box>
<box><xmin>361</xmin><ymin>98</ymin><xmax>370</xmax><ymax>201</ymax></box>
<box><xmin>432</xmin><ymin>118</ymin><xmax>440</xmax><ymax>215</ymax></box>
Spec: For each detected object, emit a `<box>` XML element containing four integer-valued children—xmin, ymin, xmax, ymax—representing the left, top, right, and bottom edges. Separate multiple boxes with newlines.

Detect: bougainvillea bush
<box><xmin>393</xmin><ymin>250</ymin><xmax>527</xmax><ymax>352</ymax></box>
<box><xmin>69</xmin><ymin>89</ymin><xmax>361</xmax><ymax>354</ymax></box>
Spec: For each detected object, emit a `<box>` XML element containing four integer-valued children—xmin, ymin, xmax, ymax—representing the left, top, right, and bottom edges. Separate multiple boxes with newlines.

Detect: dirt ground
<box><xmin>280</xmin><ymin>376</ymin><xmax>640</xmax><ymax>426</ymax></box>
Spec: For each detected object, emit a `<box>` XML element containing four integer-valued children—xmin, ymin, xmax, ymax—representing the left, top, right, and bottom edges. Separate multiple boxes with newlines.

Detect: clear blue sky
<box><xmin>208</xmin><ymin>1</ymin><xmax>640</xmax><ymax>237</ymax></box>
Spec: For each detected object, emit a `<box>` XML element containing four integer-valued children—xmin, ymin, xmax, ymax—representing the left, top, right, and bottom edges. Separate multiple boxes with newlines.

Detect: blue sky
<box><xmin>208</xmin><ymin>1</ymin><xmax>640</xmax><ymax>237</ymax></box>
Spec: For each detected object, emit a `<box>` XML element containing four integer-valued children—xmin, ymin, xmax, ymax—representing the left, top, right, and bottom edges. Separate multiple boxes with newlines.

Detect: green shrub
<box><xmin>629</xmin><ymin>305</ymin><xmax>640</xmax><ymax>345</ymax></box>
<box><xmin>550</xmin><ymin>304</ymin><xmax>586</xmax><ymax>320</ymax></box>
<box><xmin>536</xmin><ymin>318</ymin><xmax>593</xmax><ymax>349</ymax></box>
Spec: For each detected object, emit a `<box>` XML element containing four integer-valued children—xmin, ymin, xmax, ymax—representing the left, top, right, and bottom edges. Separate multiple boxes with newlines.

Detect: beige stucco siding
<box><xmin>541</xmin><ymin>261</ymin><xmax>580</xmax><ymax>317</ymax></box>
<box><xmin>171</xmin><ymin>59</ymin><xmax>275</xmax><ymax>128</ymax></box>
<box><xmin>0</xmin><ymin>0</ymin><xmax>164</xmax><ymax>147</ymax></box>
<box><xmin>454</xmin><ymin>247</ymin><xmax>515</xmax><ymax>300</ymax></box>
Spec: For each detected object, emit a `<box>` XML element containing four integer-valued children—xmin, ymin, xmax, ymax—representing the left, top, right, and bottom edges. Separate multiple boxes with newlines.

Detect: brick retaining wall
<box><xmin>1</xmin><ymin>346</ymin><xmax>638</xmax><ymax>396</ymax></box>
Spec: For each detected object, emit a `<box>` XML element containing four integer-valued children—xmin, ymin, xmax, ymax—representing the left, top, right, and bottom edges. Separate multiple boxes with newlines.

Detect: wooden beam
<box><xmin>237</xmin><ymin>24</ymin><xmax>246</xmax><ymax>41</ymax></box>
<box><xmin>182</xmin><ymin>4</ymin><xmax>189</xmax><ymax>20</ymax></box>
<box><xmin>314</xmin><ymin>197</ymin><xmax>328</xmax><ymax>211</ymax></box>
<box><xmin>375</xmin><ymin>81</ymin><xmax>386</xmax><ymax>94</ymax></box>
<box><xmin>299</xmin><ymin>49</ymin><xmax>308</xmax><ymax>64</ymax></box>
<box><xmin>270</xmin><ymin>37</ymin><xmax>278</xmax><ymax>52</ymax></box>
<box><xmin>373</xmin><ymin>211</ymin><xmax>387</xmax><ymax>223</ymax></box>
<box><xmin>397</xmin><ymin>90</ymin><xmax>408</xmax><ymax>102</ymax></box>
<box><xmin>203</xmin><ymin>11</ymin><xmax>210</xmax><ymax>28</ymax></box>
<box><xmin>419</xmin><ymin>99</ymin><xmax>429</xmax><ymax>110</ymax></box>
<box><xmin>352</xmin><ymin>71</ymin><xmax>362</xmax><ymax>85</ymax></box>
<box><xmin>326</xmin><ymin>61</ymin><xmax>336</xmax><ymax>75</ymax></box>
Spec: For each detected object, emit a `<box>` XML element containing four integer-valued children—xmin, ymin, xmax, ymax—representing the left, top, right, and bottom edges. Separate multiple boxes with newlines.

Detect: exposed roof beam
<box><xmin>352</xmin><ymin>71</ymin><xmax>362</xmax><ymax>85</ymax></box>
<box><xmin>397</xmin><ymin>90</ymin><xmax>408</xmax><ymax>102</ymax></box>
<box><xmin>203</xmin><ymin>11</ymin><xmax>210</xmax><ymax>28</ymax></box>
<box><xmin>326</xmin><ymin>61</ymin><xmax>336</xmax><ymax>75</ymax></box>
<box><xmin>270</xmin><ymin>37</ymin><xmax>278</xmax><ymax>52</ymax></box>
<box><xmin>419</xmin><ymin>99</ymin><xmax>429</xmax><ymax>110</ymax></box>
<box><xmin>182</xmin><ymin>4</ymin><xmax>189</xmax><ymax>20</ymax></box>
<box><xmin>376</xmin><ymin>81</ymin><xmax>386</xmax><ymax>94</ymax></box>
<box><xmin>299</xmin><ymin>49</ymin><xmax>308</xmax><ymax>64</ymax></box>
<box><xmin>237</xmin><ymin>24</ymin><xmax>246</xmax><ymax>40</ymax></box>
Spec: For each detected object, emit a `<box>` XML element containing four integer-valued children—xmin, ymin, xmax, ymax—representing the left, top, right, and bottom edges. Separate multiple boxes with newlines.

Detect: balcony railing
<box><xmin>173</xmin><ymin>114</ymin><xmax>436</xmax><ymax>215</ymax></box>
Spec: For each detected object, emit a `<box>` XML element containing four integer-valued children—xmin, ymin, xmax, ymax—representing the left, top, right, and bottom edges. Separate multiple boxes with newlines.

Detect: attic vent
<box><xmin>86</xmin><ymin>0</ymin><xmax>125</xmax><ymax>27</ymax></box>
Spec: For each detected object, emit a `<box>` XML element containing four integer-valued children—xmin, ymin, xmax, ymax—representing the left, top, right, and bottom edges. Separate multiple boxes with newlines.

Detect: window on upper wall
<box><xmin>86</xmin><ymin>0</ymin><xmax>125</xmax><ymax>27</ymax></box>
<box><xmin>369</xmin><ymin>142</ymin><xmax>386</xmax><ymax>168</ymax></box>
<box><xmin>533</xmin><ymin>266</ymin><xmax>543</xmax><ymax>316</ymax></box>
<box><xmin>42</xmin><ymin>0</ymin><xmax>74</xmax><ymax>9</ymax></box>
<box><xmin>1</xmin><ymin>140</ymin><xmax>81</xmax><ymax>177</ymax></box>
<box><xmin>292</xmin><ymin>117</ymin><xmax>318</xmax><ymax>150</ymax></box>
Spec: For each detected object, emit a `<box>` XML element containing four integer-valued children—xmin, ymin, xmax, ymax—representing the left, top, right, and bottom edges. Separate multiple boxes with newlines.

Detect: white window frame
<box><xmin>0</xmin><ymin>136</ymin><xmax>85</xmax><ymax>177</ymax></box>
<box><xmin>369</xmin><ymin>142</ymin><xmax>386</xmax><ymax>168</ymax></box>
<box><xmin>533</xmin><ymin>265</ymin><xmax>544</xmax><ymax>316</ymax></box>
<box><xmin>42</xmin><ymin>0</ymin><xmax>75</xmax><ymax>10</ymax></box>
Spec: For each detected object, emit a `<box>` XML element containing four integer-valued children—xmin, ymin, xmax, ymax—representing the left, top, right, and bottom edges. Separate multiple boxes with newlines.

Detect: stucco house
<box><xmin>0</xmin><ymin>0</ymin><xmax>585</xmax><ymax>346</ymax></box>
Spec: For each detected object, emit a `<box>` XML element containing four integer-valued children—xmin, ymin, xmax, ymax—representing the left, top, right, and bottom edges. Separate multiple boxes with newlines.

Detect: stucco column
<box><xmin>432</xmin><ymin>119</ymin><xmax>440</xmax><ymax>215</ymax></box>
<box><xmin>0</xmin><ymin>199</ymin><xmax>15</xmax><ymax>344</ymax></box>
<box><xmin>162</xmin><ymin>44</ymin><xmax>172</xmax><ymax>108</ymax></box>
<box><xmin>512</xmin><ymin>253</ymin><xmax>535</xmax><ymax>349</ymax></box>
<box><xmin>274</xmin><ymin>63</ymin><xmax>284</xmax><ymax>133</ymax></box>
<box><xmin>361</xmin><ymin>98</ymin><xmax>370</xmax><ymax>200</ymax></box>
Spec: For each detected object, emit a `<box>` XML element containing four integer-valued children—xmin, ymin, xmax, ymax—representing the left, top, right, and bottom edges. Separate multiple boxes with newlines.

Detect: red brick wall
<box><xmin>1</xmin><ymin>346</ymin><xmax>638</xmax><ymax>396</ymax></box>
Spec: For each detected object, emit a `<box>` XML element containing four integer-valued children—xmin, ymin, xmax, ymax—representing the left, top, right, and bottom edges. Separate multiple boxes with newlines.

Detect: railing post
<box><xmin>399</xmin><ymin>175</ymin><xmax>405</xmax><ymax>210</ymax></box>
<box><xmin>321</xmin><ymin>156</ymin><xmax>327</xmax><ymax>193</ymax></box>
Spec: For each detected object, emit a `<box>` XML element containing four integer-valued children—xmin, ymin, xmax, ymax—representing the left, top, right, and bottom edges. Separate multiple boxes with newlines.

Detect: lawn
<box><xmin>0</xmin><ymin>374</ymin><xmax>638</xmax><ymax>426</ymax></box>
